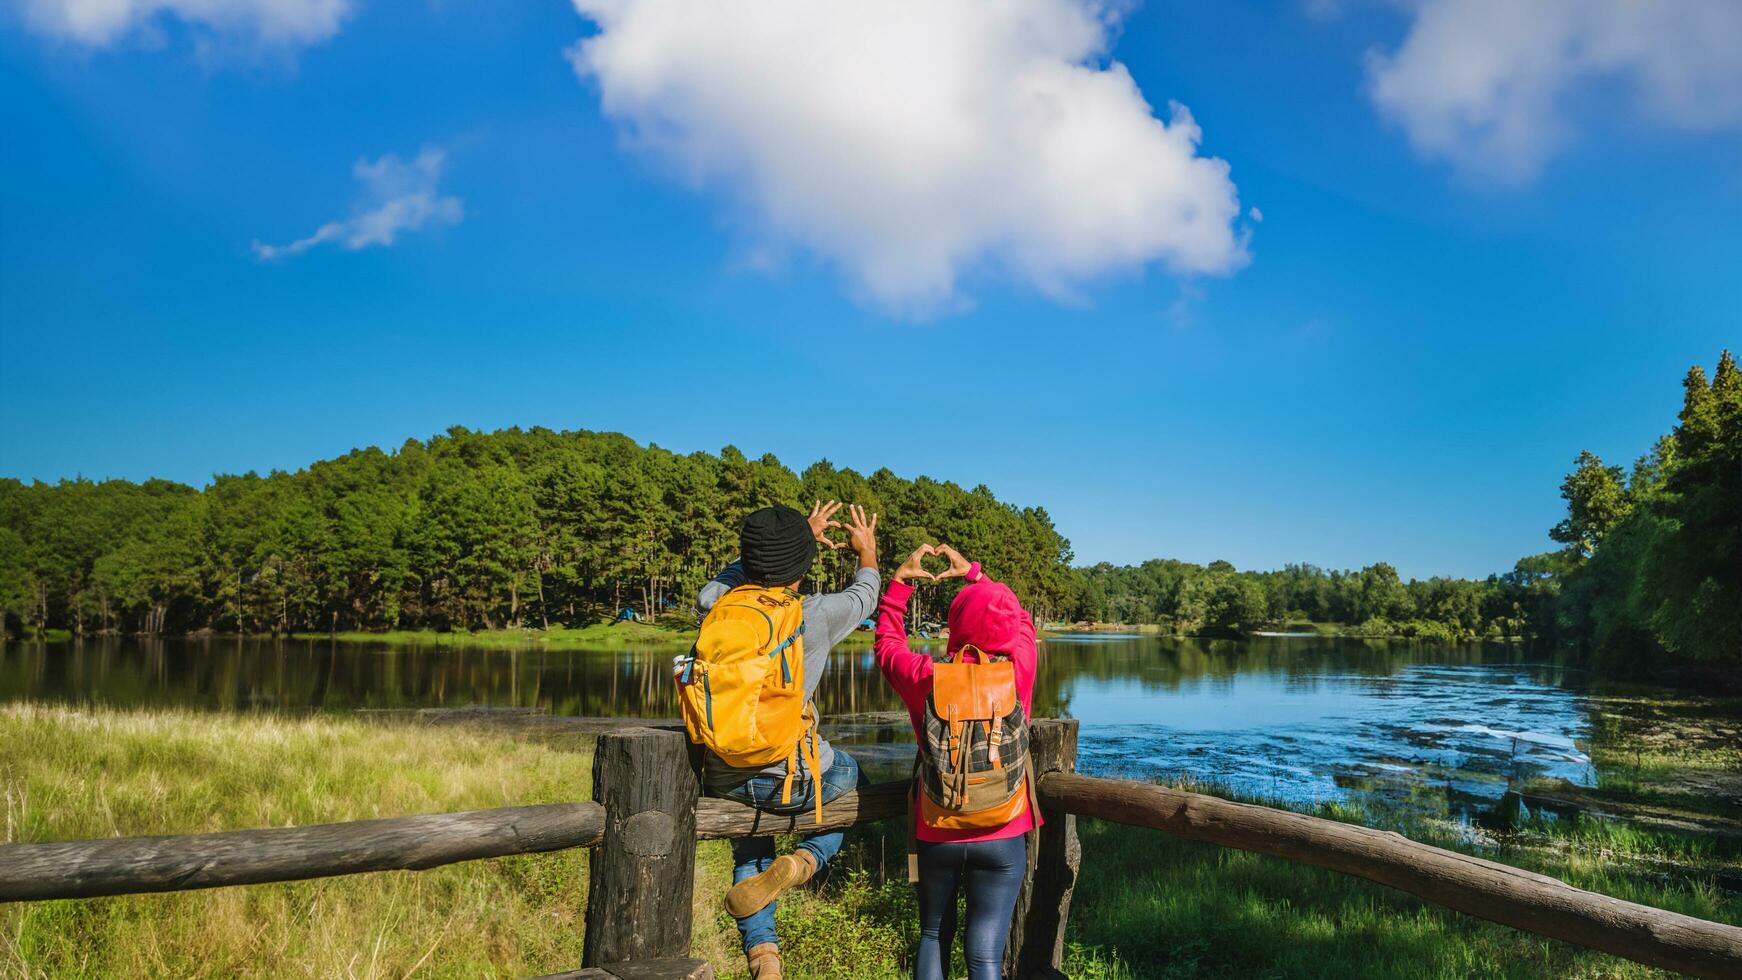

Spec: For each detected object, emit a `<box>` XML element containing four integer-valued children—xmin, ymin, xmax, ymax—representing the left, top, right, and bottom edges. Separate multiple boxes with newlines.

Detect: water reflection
<box><xmin>2</xmin><ymin>634</ymin><xmax>1598</xmax><ymax>821</ymax></box>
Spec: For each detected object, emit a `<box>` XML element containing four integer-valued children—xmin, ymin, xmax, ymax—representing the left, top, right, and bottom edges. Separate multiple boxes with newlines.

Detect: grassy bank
<box><xmin>6</xmin><ymin>707</ymin><xmax>1736</xmax><ymax>978</ymax></box>
<box><xmin>1516</xmin><ymin>692</ymin><xmax>1742</xmax><ymax>836</ymax></box>
<box><xmin>288</xmin><ymin>620</ymin><xmax>698</xmax><ymax>651</ymax></box>
<box><xmin>1063</xmin><ymin>811</ymin><xmax>1734</xmax><ymax>979</ymax></box>
<box><xmin>298</xmin><ymin>624</ymin><xmax>986</xmax><ymax>654</ymax></box>
<box><xmin>3</xmin><ymin>629</ymin><xmax>71</xmax><ymax>643</ymax></box>
<box><xmin>1056</xmin><ymin>620</ymin><xmax>1528</xmax><ymax>642</ymax></box>
<box><xmin>694</xmin><ymin>800</ymin><xmax>1738</xmax><ymax>979</ymax></box>
<box><xmin>0</xmin><ymin>706</ymin><xmax>596</xmax><ymax>978</ymax></box>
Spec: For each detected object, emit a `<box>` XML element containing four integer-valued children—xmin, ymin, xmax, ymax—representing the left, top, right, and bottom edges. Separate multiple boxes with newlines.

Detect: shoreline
<box><xmin>8</xmin><ymin>621</ymin><xmax>1525</xmax><ymax>648</ymax></box>
<box><xmin>7</xmin><ymin>703</ymin><xmax>1736</xmax><ymax>977</ymax></box>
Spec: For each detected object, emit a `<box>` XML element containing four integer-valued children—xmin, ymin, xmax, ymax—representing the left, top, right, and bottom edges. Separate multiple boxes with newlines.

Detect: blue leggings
<box><xmin>914</xmin><ymin>834</ymin><xmax>1027</xmax><ymax>980</ymax></box>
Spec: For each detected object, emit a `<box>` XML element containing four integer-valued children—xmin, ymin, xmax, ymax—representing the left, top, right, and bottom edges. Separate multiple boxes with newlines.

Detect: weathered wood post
<box><xmin>582</xmin><ymin>728</ymin><xmax>700</xmax><ymax>967</ymax></box>
<box><xmin>1006</xmin><ymin>718</ymin><xmax>1081</xmax><ymax>980</ymax></box>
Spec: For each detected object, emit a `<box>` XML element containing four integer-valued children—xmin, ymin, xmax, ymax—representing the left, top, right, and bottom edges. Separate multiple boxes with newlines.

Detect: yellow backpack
<box><xmin>676</xmin><ymin>585</ymin><xmax>824</xmax><ymax>822</ymax></box>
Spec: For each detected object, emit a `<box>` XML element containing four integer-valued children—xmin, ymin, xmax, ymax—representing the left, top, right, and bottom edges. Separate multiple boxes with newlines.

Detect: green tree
<box><xmin>1548</xmin><ymin>350</ymin><xmax>1741</xmax><ymax>665</ymax></box>
<box><xmin>1550</xmin><ymin>451</ymin><xmax>1631</xmax><ymax>558</ymax></box>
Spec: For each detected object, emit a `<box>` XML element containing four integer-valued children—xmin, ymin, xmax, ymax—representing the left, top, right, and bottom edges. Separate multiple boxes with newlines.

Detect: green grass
<box><xmin>289</xmin><ymin>619</ymin><xmax>698</xmax><ymax>651</ymax></box>
<box><xmin>0</xmin><ymin>705</ymin><xmax>596</xmax><ymax>978</ymax></box>
<box><xmin>1508</xmin><ymin>810</ymin><xmax>1742</xmax><ymax>867</ymax></box>
<box><xmin>1515</xmin><ymin>695</ymin><xmax>1742</xmax><ymax>824</ymax></box>
<box><xmin>833</xmin><ymin>630</ymin><xmax>946</xmax><ymax>651</ymax></box>
<box><xmin>1070</xmin><ymin>819</ymin><xmax>1607</xmax><ymax>979</ymax></box>
<box><xmin>691</xmin><ymin>774</ymin><xmax>1740</xmax><ymax>979</ymax></box>
<box><xmin>6</xmin><ymin>706</ymin><xmax>1736</xmax><ymax>978</ymax></box>
<box><xmin>692</xmin><ymin>834</ymin><xmax>913</xmax><ymax>980</ymax></box>
<box><xmin>1588</xmin><ymin>739</ymin><xmax>1742</xmax><ymax>820</ymax></box>
<box><xmin>694</xmin><ymin>821</ymin><xmax>1057</xmax><ymax>979</ymax></box>
<box><xmin>1057</xmin><ymin>790</ymin><xmax>1739</xmax><ymax>980</ymax></box>
<box><xmin>691</xmin><ymin>802</ymin><xmax>1738</xmax><ymax>979</ymax></box>
<box><xmin>10</xmin><ymin>628</ymin><xmax>73</xmax><ymax>642</ymax></box>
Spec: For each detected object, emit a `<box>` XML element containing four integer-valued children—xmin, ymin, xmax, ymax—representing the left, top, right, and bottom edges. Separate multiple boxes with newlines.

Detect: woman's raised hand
<box><xmin>894</xmin><ymin>544</ymin><xmax>937</xmax><ymax>584</ymax></box>
<box><xmin>896</xmin><ymin>543</ymin><xmax>972</xmax><ymax>584</ymax></box>
<box><xmin>933</xmin><ymin>544</ymin><xmax>973</xmax><ymax>581</ymax></box>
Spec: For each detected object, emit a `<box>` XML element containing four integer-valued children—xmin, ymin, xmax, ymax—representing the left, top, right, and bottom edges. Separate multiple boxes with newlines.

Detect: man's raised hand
<box><xmin>807</xmin><ymin>500</ymin><xmax>846</xmax><ymax>550</ymax></box>
<box><xmin>843</xmin><ymin>504</ymin><xmax>879</xmax><ymax>568</ymax></box>
<box><xmin>895</xmin><ymin>544</ymin><xmax>937</xmax><ymax>584</ymax></box>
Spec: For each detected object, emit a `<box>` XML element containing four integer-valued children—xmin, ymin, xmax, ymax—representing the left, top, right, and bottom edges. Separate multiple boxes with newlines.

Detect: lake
<box><xmin>2</xmin><ymin>633</ymin><xmax>1627</xmax><ymax>829</ymax></box>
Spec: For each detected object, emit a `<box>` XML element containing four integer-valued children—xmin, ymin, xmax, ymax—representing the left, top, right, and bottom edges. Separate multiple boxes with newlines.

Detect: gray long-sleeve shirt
<box><xmin>696</xmin><ymin>560</ymin><xmax>880</xmax><ymax>792</ymax></box>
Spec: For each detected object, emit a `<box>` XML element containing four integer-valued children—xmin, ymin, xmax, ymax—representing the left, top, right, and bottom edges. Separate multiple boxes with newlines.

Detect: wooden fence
<box><xmin>3</xmin><ymin>720</ymin><xmax>1740</xmax><ymax>978</ymax></box>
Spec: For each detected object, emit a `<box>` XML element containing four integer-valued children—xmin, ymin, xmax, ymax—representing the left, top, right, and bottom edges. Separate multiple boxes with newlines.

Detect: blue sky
<box><xmin>2</xmin><ymin>0</ymin><xmax>1738</xmax><ymax>580</ymax></box>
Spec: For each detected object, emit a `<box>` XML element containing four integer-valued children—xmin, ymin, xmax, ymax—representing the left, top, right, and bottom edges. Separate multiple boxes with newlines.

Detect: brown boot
<box><xmin>746</xmin><ymin>942</ymin><xmax>782</xmax><ymax>980</ymax></box>
<box><xmin>725</xmin><ymin>850</ymin><xmax>818</xmax><ymax>919</ymax></box>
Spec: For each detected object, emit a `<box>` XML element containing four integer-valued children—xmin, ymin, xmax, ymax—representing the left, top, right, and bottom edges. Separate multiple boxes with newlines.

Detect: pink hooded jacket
<box><xmin>874</xmin><ymin>564</ymin><xmax>1041</xmax><ymax>843</ymax></box>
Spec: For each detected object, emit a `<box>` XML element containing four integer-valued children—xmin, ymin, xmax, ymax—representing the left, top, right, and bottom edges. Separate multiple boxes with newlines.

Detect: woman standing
<box><xmin>875</xmin><ymin>544</ymin><xmax>1040</xmax><ymax>980</ymax></box>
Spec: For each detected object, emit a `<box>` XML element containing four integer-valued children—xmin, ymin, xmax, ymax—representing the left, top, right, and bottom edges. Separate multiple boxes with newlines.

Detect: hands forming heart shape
<box><xmin>895</xmin><ymin>543</ymin><xmax>972</xmax><ymax>584</ymax></box>
<box><xmin>808</xmin><ymin>500</ymin><xmax>878</xmax><ymax>555</ymax></box>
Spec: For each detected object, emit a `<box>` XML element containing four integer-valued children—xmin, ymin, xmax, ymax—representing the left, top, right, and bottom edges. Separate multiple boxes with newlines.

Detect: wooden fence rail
<box><xmin>0</xmin><ymin>803</ymin><xmax>607</xmax><ymax>902</ymax></box>
<box><xmin>0</xmin><ymin>786</ymin><xmax>916</xmax><ymax>903</ymax></box>
<box><xmin>1039</xmin><ymin>772</ymin><xmax>1742</xmax><ymax>979</ymax></box>
<box><xmin>3</xmin><ymin>720</ymin><xmax>1740</xmax><ymax>979</ymax></box>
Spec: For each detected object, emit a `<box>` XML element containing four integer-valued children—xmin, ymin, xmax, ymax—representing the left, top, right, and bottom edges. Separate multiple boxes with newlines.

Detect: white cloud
<box><xmin>568</xmin><ymin>0</ymin><xmax>1248</xmax><ymax>313</ymax></box>
<box><xmin>19</xmin><ymin>0</ymin><xmax>349</xmax><ymax>51</ymax></box>
<box><xmin>253</xmin><ymin>148</ymin><xmax>462</xmax><ymax>261</ymax></box>
<box><xmin>1367</xmin><ymin>0</ymin><xmax>1742</xmax><ymax>183</ymax></box>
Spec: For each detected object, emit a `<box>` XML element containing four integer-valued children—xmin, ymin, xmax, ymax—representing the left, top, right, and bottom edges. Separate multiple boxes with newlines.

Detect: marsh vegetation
<box><xmin>4</xmin><ymin>648</ymin><xmax>1736</xmax><ymax>978</ymax></box>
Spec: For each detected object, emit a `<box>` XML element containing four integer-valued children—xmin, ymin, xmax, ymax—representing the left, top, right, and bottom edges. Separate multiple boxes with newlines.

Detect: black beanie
<box><xmin>741</xmin><ymin>505</ymin><xmax>817</xmax><ymax>585</ymax></box>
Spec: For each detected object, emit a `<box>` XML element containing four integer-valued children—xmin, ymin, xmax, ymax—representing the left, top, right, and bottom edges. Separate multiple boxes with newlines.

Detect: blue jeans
<box><xmin>716</xmin><ymin>750</ymin><xmax>864</xmax><ymax>952</ymax></box>
<box><xmin>914</xmin><ymin>834</ymin><xmax>1028</xmax><ymax>980</ymax></box>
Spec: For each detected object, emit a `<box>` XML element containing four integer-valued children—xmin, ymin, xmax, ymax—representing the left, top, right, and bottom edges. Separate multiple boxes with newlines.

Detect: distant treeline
<box><xmin>0</xmin><ymin>430</ymin><xmax>1076</xmax><ymax>636</ymax></box>
<box><xmin>1077</xmin><ymin>350</ymin><xmax>1741</xmax><ymax>664</ymax></box>
<box><xmin>1072</xmin><ymin>559</ymin><xmax>1548</xmax><ymax>641</ymax></box>
<box><xmin>2</xmin><ymin>352</ymin><xmax>1735</xmax><ymax>665</ymax></box>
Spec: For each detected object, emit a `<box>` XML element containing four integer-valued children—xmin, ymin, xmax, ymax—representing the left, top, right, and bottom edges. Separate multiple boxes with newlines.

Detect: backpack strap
<box><xmin>769</xmin><ymin>623</ymin><xmax>803</xmax><ymax>656</ymax></box>
<box><xmin>771</xmin><ymin>606</ymin><xmax>810</xmax><ymax>810</ymax></box>
<box><xmin>946</xmin><ymin>704</ymin><xmax>962</xmax><ymax>771</ymax></box>
<box><xmin>770</xmin><ymin>623</ymin><xmax>803</xmax><ymax>685</ymax></box>
<box><xmin>906</xmin><ymin>754</ymin><xmax>921</xmax><ymax>883</ymax></box>
<box><xmin>805</xmin><ymin>715</ymin><xmax>824</xmax><ymax>825</ymax></box>
<box><xmin>778</xmin><ymin>702</ymin><xmax>827</xmax><ymax>825</ymax></box>
<box><xmin>1023</xmin><ymin>747</ymin><xmax>1042</xmax><ymax>825</ymax></box>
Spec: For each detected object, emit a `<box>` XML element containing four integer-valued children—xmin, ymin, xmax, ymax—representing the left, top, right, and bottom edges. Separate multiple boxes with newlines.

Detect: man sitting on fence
<box><xmin>676</xmin><ymin>501</ymin><xmax>879</xmax><ymax>980</ymax></box>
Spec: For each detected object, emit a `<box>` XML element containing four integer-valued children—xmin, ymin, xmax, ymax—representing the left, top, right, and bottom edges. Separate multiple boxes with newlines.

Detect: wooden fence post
<box><xmin>582</xmin><ymin>728</ymin><xmax>700</xmax><ymax>967</ymax></box>
<box><xmin>1006</xmin><ymin>718</ymin><xmax>1081</xmax><ymax>980</ymax></box>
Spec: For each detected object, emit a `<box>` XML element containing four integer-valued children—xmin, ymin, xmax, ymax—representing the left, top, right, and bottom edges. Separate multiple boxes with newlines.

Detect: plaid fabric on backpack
<box><xmin>913</xmin><ymin>643</ymin><xmax>1038</xmax><ymax>832</ymax></box>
